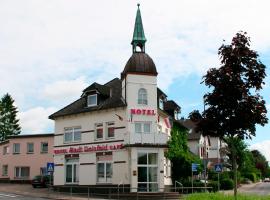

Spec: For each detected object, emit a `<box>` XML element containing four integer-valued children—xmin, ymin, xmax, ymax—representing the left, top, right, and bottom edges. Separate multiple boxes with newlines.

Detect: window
<box><xmin>87</xmin><ymin>94</ymin><xmax>97</xmax><ymax>107</ymax></box>
<box><xmin>3</xmin><ymin>146</ymin><xmax>9</xmax><ymax>155</ymax></box>
<box><xmin>64</xmin><ymin>127</ymin><xmax>81</xmax><ymax>143</ymax></box>
<box><xmin>137</xmin><ymin>152</ymin><xmax>158</xmax><ymax>192</ymax></box>
<box><xmin>27</xmin><ymin>143</ymin><xmax>34</xmax><ymax>153</ymax></box>
<box><xmin>65</xmin><ymin>158</ymin><xmax>79</xmax><ymax>183</ymax></box>
<box><xmin>159</xmin><ymin>98</ymin><xmax>164</xmax><ymax>110</ymax></box>
<box><xmin>14</xmin><ymin>167</ymin><xmax>30</xmax><ymax>178</ymax></box>
<box><xmin>135</xmin><ymin>122</ymin><xmax>151</xmax><ymax>134</ymax></box>
<box><xmin>174</xmin><ymin>110</ymin><xmax>178</xmax><ymax>120</ymax></box>
<box><xmin>164</xmin><ymin>158</ymin><xmax>171</xmax><ymax>177</ymax></box>
<box><xmin>41</xmin><ymin>142</ymin><xmax>48</xmax><ymax>153</ymax></box>
<box><xmin>97</xmin><ymin>162</ymin><xmax>112</xmax><ymax>183</ymax></box>
<box><xmin>158</xmin><ymin>125</ymin><xmax>162</xmax><ymax>134</ymax></box>
<box><xmin>138</xmin><ymin>88</ymin><xmax>147</xmax><ymax>105</ymax></box>
<box><xmin>95</xmin><ymin>123</ymin><xmax>103</xmax><ymax>140</ymax></box>
<box><xmin>13</xmin><ymin>143</ymin><xmax>20</xmax><ymax>154</ymax></box>
<box><xmin>2</xmin><ymin>165</ymin><xmax>8</xmax><ymax>176</ymax></box>
<box><xmin>106</xmin><ymin>122</ymin><xmax>115</xmax><ymax>138</ymax></box>
<box><xmin>40</xmin><ymin>167</ymin><xmax>47</xmax><ymax>175</ymax></box>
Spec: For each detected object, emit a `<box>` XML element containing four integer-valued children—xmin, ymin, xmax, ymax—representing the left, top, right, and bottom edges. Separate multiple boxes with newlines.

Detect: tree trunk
<box><xmin>232</xmin><ymin>141</ymin><xmax>237</xmax><ymax>200</ymax></box>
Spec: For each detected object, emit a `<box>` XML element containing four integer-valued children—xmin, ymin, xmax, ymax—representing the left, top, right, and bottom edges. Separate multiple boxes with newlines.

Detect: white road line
<box><xmin>0</xmin><ymin>193</ymin><xmax>20</xmax><ymax>198</ymax></box>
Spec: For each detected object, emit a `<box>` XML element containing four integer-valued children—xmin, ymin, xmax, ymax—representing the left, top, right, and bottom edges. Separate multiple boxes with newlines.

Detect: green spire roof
<box><xmin>131</xmin><ymin>4</ymin><xmax>146</xmax><ymax>53</ymax></box>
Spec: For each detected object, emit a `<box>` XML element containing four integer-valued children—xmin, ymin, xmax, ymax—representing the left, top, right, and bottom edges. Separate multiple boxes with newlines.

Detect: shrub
<box><xmin>220</xmin><ymin>171</ymin><xmax>230</xmax><ymax>180</ymax></box>
<box><xmin>220</xmin><ymin>178</ymin><xmax>234</xmax><ymax>190</ymax></box>
<box><xmin>208</xmin><ymin>170</ymin><xmax>218</xmax><ymax>181</ymax></box>
<box><xmin>207</xmin><ymin>181</ymin><xmax>219</xmax><ymax>192</ymax></box>
<box><xmin>243</xmin><ymin>173</ymin><xmax>257</xmax><ymax>182</ymax></box>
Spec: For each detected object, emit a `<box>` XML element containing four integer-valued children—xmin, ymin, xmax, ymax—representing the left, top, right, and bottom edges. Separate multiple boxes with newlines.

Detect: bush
<box><xmin>207</xmin><ymin>181</ymin><xmax>219</xmax><ymax>192</ymax></box>
<box><xmin>243</xmin><ymin>173</ymin><xmax>257</xmax><ymax>182</ymax></box>
<box><xmin>220</xmin><ymin>171</ymin><xmax>230</xmax><ymax>180</ymax></box>
<box><xmin>220</xmin><ymin>178</ymin><xmax>234</xmax><ymax>190</ymax></box>
<box><xmin>182</xmin><ymin>180</ymin><xmax>206</xmax><ymax>193</ymax></box>
<box><xmin>208</xmin><ymin>170</ymin><xmax>218</xmax><ymax>181</ymax></box>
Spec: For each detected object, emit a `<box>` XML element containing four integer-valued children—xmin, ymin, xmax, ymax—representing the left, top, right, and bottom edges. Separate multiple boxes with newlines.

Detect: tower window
<box><xmin>138</xmin><ymin>88</ymin><xmax>147</xmax><ymax>105</ymax></box>
<box><xmin>159</xmin><ymin>99</ymin><xmax>164</xmax><ymax>110</ymax></box>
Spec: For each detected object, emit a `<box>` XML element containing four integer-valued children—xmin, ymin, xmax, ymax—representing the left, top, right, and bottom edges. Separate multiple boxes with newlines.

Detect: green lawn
<box><xmin>184</xmin><ymin>193</ymin><xmax>270</xmax><ymax>200</ymax></box>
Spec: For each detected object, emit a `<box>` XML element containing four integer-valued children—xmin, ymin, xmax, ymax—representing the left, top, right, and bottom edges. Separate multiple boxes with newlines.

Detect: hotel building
<box><xmin>49</xmin><ymin>5</ymin><xmax>180</xmax><ymax>192</ymax></box>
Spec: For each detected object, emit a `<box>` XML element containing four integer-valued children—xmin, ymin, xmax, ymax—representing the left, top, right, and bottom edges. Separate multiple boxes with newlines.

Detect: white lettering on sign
<box><xmin>130</xmin><ymin>109</ymin><xmax>155</xmax><ymax>116</ymax></box>
<box><xmin>54</xmin><ymin>144</ymin><xmax>123</xmax><ymax>155</ymax></box>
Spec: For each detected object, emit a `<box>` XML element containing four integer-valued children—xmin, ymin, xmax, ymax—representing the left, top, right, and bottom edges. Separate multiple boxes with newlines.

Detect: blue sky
<box><xmin>0</xmin><ymin>0</ymin><xmax>270</xmax><ymax>160</ymax></box>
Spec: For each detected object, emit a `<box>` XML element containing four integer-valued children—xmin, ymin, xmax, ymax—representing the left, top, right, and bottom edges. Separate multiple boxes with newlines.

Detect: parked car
<box><xmin>264</xmin><ymin>178</ymin><xmax>270</xmax><ymax>182</ymax></box>
<box><xmin>32</xmin><ymin>175</ymin><xmax>53</xmax><ymax>188</ymax></box>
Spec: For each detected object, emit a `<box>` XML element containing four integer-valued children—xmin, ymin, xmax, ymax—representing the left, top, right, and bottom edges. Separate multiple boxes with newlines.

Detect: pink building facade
<box><xmin>0</xmin><ymin>134</ymin><xmax>54</xmax><ymax>182</ymax></box>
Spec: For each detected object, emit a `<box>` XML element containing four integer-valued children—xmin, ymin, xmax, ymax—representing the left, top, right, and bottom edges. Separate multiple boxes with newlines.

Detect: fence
<box><xmin>46</xmin><ymin>185</ymin><xmax>213</xmax><ymax>200</ymax></box>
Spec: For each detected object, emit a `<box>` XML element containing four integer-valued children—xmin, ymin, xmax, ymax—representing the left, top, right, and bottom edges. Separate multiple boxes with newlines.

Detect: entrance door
<box><xmin>137</xmin><ymin>152</ymin><xmax>158</xmax><ymax>192</ymax></box>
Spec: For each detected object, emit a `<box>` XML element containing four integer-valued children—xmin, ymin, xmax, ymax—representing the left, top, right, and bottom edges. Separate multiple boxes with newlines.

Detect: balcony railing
<box><xmin>124</xmin><ymin>132</ymin><xmax>169</xmax><ymax>145</ymax></box>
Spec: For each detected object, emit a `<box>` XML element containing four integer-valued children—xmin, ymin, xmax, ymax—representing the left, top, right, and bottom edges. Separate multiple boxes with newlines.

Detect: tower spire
<box><xmin>131</xmin><ymin>3</ymin><xmax>146</xmax><ymax>53</ymax></box>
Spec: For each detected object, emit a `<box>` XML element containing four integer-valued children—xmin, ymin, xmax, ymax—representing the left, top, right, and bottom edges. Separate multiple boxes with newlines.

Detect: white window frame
<box><xmin>87</xmin><ymin>94</ymin><xmax>97</xmax><ymax>107</ymax></box>
<box><xmin>65</xmin><ymin>158</ymin><xmax>79</xmax><ymax>184</ymax></box>
<box><xmin>13</xmin><ymin>143</ymin><xmax>20</xmax><ymax>154</ymax></box>
<box><xmin>97</xmin><ymin>161</ymin><xmax>112</xmax><ymax>183</ymax></box>
<box><xmin>27</xmin><ymin>143</ymin><xmax>34</xmax><ymax>154</ymax></box>
<box><xmin>135</xmin><ymin>122</ymin><xmax>151</xmax><ymax>134</ymax></box>
<box><xmin>137</xmin><ymin>151</ymin><xmax>159</xmax><ymax>192</ymax></box>
<box><xmin>41</xmin><ymin>142</ymin><xmax>48</xmax><ymax>153</ymax></box>
<box><xmin>64</xmin><ymin>127</ymin><xmax>81</xmax><ymax>143</ymax></box>
<box><xmin>2</xmin><ymin>165</ymin><xmax>8</xmax><ymax>176</ymax></box>
<box><xmin>14</xmin><ymin>166</ymin><xmax>30</xmax><ymax>179</ymax></box>
<box><xmin>138</xmin><ymin>88</ymin><xmax>148</xmax><ymax>105</ymax></box>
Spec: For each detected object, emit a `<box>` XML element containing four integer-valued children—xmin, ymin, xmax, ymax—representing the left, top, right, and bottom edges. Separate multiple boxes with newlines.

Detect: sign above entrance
<box><xmin>54</xmin><ymin>143</ymin><xmax>123</xmax><ymax>155</ymax></box>
<box><xmin>130</xmin><ymin>109</ymin><xmax>156</xmax><ymax>116</ymax></box>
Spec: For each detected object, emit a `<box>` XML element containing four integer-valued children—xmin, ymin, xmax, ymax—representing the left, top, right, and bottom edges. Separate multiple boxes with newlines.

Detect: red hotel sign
<box><xmin>54</xmin><ymin>144</ymin><xmax>123</xmax><ymax>155</ymax></box>
<box><xmin>130</xmin><ymin>109</ymin><xmax>156</xmax><ymax>115</ymax></box>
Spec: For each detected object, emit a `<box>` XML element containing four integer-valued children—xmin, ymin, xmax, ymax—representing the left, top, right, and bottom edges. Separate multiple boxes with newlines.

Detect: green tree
<box><xmin>0</xmin><ymin>93</ymin><xmax>21</xmax><ymax>141</ymax></box>
<box><xmin>194</xmin><ymin>32</ymin><xmax>268</xmax><ymax>199</ymax></box>
<box><xmin>251</xmin><ymin>150</ymin><xmax>268</xmax><ymax>178</ymax></box>
<box><xmin>167</xmin><ymin>122</ymin><xmax>202</xmax><ymax>182</ymax></box>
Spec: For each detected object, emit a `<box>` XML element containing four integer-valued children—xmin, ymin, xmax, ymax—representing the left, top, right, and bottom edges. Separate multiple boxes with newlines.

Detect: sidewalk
<box><xmin>220</xmin><ymin>181</ymin><xmax>262</xmax><ymax>195</ymax></box>
<box><xmin>0</xmin><ymin>183</ymin><xmax>107</xmax><ymax>200</ymax></box>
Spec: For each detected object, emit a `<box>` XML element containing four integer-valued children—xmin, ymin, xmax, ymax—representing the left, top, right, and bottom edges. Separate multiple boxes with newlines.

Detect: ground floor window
<box><xmin>65</xmin><ymin>158</ymin><xmax>79</xmax><ymax>183</ymax></box>
<box><xmin>40</xmin><ymin>167</ymin><xmax>47</xmax><ymax>175</ymax></box>
<box><xmin>2</xmin><ymin>165</ymin><xmax>8</xmax><ymax>176</ymax></box>
<box><xmin>137</xmin><ymin>152</ymin><xmax>158</xmax><ymax>192</ymax></box>
<box><xmin>97</xmin><ymin>162</ymin><xmax>112</xmax><ymax>183</ymax></box>
<box><xmin>14</xmin><ymin>167</ymin><xmax>30</xmax><ymax>178</ymax></box>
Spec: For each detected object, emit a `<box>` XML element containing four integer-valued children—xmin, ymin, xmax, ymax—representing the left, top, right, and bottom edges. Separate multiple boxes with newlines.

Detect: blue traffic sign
<box><xmin>192</xmin><ymin>163</ymin><xmax>199</xmax><ymax>172</ymax></box>
<box><xmin>47</xmin><ymin>162</ymin><xmax>54</xmax><ymax>172</ymax></box>
<box><xmin>214</xmin><ymin>164</ymin><xmax>222</xmax><ymax>172</ymax></box>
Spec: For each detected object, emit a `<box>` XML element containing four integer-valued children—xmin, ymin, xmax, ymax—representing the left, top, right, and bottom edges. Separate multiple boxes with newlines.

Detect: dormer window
<box><xmin>159</xmin><ymin>98</ymin><xmax>164</xmax><ymax>110</ymax></box>
<box><xmin>138</xmin><ymin>88</ymin><xmax>147</xmax><ymax>105</ymax></box>
<box><xmin>87</xmin><ymin>94</ymin><xmax>97</xmax><ymax>107</ymax></box>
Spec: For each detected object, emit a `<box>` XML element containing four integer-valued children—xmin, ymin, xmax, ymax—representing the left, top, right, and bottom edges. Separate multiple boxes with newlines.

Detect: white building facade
<box><xmin>50</xmin><ymin>5</ymin><xmax>180</xmax><ymax>192</ymax></box>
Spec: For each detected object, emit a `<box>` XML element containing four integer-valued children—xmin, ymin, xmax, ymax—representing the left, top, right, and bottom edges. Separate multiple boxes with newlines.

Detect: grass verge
<box><xmin>184</xmin><ymin>193</ymin><xmax>270</xmax><ymax>200</ymax></box>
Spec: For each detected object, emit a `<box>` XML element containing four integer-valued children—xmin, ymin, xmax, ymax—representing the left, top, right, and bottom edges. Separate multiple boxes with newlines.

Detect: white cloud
<box><xmin>42</xmin><ymin>76</ymin><xmax>88</xmax><ymax>104</ymax></box>
<box><xmin>0</xmin><ymin>0</ymin><xmax>270</xmax><ymax>133</ymax></box>
<box><xmin>250</xmin><ymin>140</ymin><xmax>270</xmax><ymax>162</ymax></box>
<box><xmin>18</xmin><ymin>107</ymin><xmax>57</xmax><ymax>134</ymax></box>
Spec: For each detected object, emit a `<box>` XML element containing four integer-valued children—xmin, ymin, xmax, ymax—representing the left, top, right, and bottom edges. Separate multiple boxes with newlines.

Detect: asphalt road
<box><xmin>239</xmin><ymin>182</ymin><xmax>270</xmax><ymax>196</ymax></box>
<box><xmin>0</xmin><ymin>192</ymin><xmax>47</xmax><ymax>200</ymax></box>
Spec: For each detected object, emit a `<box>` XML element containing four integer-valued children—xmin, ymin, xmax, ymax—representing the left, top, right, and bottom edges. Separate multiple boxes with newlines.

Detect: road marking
<box><xmin>0</xmin><ymin>193</ymin><xmax>20</xmax><ymax>198</ymax></box>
